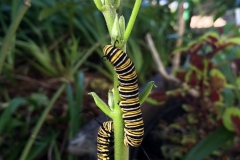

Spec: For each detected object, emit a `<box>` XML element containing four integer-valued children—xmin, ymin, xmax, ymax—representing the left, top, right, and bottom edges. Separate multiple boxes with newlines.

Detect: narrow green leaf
<box><xmin>27</xmin><ymin>133</ymin><xmax>59</xmax><ymax>160</ymax></box>
<box><xmin>54</xmin><ymin>50</ymin><xmax>65</xmax><ymax>74</ymax></box>
<box><xmin>215</xmin><ymin>53</ymin><xmax>240</xmax><ymax>105</ymax></box>
<box><xmin>184</xmin><ymin>126</ymin><xmax>235</xmax><ymax>160</ymax></box>
<box><xmin>66</xmin><ymin>83</ymin><xmax>79</xmax><ymax>139</ymax></box>
<box><xmin>144</xmin><ymin>97</ymin><xmax>164</xmax><ymax>105</ymax></box>
<box><xmin>213</xmin><ymin>9</ymin><xmax>226</xmax><ymax>22</ymax></box>
<box><xmin>0</xmin><ymin>98</ymin><xmax>25</xmax><ymax>132</ymax></box>
<box><xmin>38</xmin><ymin>2</ymin><xmax>70</xmax><ymax>21</ymax></box>
<box><xmin>225</xmin><ymin>37</ymin><xmax>240</xmax><ymax>45</ymax></box>
<box><xmin>75</xmin><ymin>71</ymin><xmax>84</xmax><ymax>126</ymax></box>
<box><xmin>53</xmin><ymin>142</ymin><xmax>62</xmax><ymax>160</ymax></box>
<box><xmin>128</xmin><ymin>39</ymin><xmax>143</xmax><ymax>76</ymax></box>
<box><xmin>139</xmin><ymin>81</ymin><xmax>155</xmax><ymax>105</ymax></box>
<box><xmin>88</xmin><ymin>92</ymin><xmax>112</xmax><ymax>118</ymax></box>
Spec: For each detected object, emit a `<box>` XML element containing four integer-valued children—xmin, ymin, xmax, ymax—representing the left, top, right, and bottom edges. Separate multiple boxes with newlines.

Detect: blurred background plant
<box><xmin>145</xmin><ymin>32</ymin><xmax>240</xmax><ymax>160</ymax></box>
<box><xmin>0</xmin><ymin>0</ymin><xmax>240</xmax><ymax>159</ymax></box>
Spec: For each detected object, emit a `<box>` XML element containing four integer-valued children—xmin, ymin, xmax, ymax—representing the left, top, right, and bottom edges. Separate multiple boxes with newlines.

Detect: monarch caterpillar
<box><xmin>97</xmin><ymin>121</ymin><xmax>114</xmax><ymax>160</ymax></box>
<box><xmin>103</xmin><ymin>44</ymin><xmax>144</xmax><ymax>147</ymax></box>
<box><xmin>79</xmin><ymin>111</ymin><xmax>114</xmax><ymax>160</ymax></box>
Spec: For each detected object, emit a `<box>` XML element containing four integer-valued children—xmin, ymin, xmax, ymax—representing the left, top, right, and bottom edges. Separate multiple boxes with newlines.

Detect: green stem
<box><xmin>93</xmin><ymin>0</ymin><xmax>104</xmax><ymax>11</ymax></box>
<box><xmin>123</xmin><ymin>0</ymin><xmax>142</xmax><ymax>42</ymax></box>
<box><xmin>113</xmin><ymin>71</ymin><xmax>129</xmax><ymax>160</ymax></box>
<box><xmin>113</xmin><ymin>0</ymin><xmax>121</xmax><ymax>9</ymax></box>
<box><xmin>19</xmin><ymin>83</ymin><xmax>67</xmax><ymax>160</ymax></box>
<box><xmin>0</xmin><ymin>0</ymin><xmax>31</xmax><ymax>75</ymax></box>
<box><xmin>92</xmin><ymin>1</ymin><xmax>143</xmax><ymax>159</ymax></box>
<box><xmin>102</xmin><ymin>9</ymin><xmax>117</xmax><ymax>39</ymax></box>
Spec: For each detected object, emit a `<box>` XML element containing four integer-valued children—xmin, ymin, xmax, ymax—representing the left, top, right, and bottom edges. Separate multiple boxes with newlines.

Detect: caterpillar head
<box><xmin>102</xmin><ymin>45</ymin><xmax>114</xmax><ymax>60</ymax></box>
<box><xmin>103</xmin><ymin>45</ymin><xmax>114</xmax><ymax>56</ymax></box>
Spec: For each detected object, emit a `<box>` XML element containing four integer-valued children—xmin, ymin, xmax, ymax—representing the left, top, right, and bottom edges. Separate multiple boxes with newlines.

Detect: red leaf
<box><xmin>231</xmin><ymin>115</ymin><xmax>240</xmax><ymax>136</ymax></box>
<box><xmin>190</xmin><ymin>55</ymin><xmax>205</xmax><ymax>71</ymax></box>
<box><xmin>209</xmin><ymin>90</ymin><xmax>221</xmax><ymax>102</ymax></box>
<box><xmin>206</xmin><ymin>35</ymin><xmax>219</xmax><ymax>49</ymax></box>
<box><xmin>175</xmin><ymin>70</ymin><xmax>187</xmax><ymax>82</ymax></box>
<box><xmin>189</xmin><ymin>43</ymin><xmax>203</xmax><ymax>54</ymax></box>
<box><xmin>186</xmin><ymin>71</ymin><xmax>201</xmax><ymax>87</ymax></box>
<box><xmin>149</xmin><ymin>91</ymin><xmax>168</xmax><ymax>103</ymax></box>
<box><xmin>208</xmin><ymin>35</ymin><xmax>218</xmax><ymax>43</ymax></box>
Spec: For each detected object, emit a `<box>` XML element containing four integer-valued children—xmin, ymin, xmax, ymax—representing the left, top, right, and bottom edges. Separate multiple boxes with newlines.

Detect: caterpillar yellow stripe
<box><xmin>103</xmin><ymin>44</ymin><xmax>144</xmax><ymax>147</ymax></box>
<box><xmin>97</xmin><ymin>121</ymin><xmax>114</xmax><ymax>160</ymax></box>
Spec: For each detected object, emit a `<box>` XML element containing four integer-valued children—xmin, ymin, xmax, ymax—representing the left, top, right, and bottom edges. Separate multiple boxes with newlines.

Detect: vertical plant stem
<box><xmin>19</xmin><ymin>83</ymin><xmax>67</xmax><ymax>160</ymax></box>
<box><xmin>113</xmin><ymin>72</ymin><xmax>129</xmax><ymax>160</ymax></box>
<box><xmin>123</xmin><ymin>0</ymin><xmax>142</xmax><ymax>42</ymax></box>
<box><xmin>0</xmin><ymin>0</ymin><xmax>31</xmax><ymax>75</ymax></box>
<box><xmin>93</xmin><ymin>0</ymin><xmax>104</xmax><ymax>11</ymax></box>
<box><xmin>113</xmin><ymin>0</ymin><xmax>120</xmax><ymax>9</ymax></box>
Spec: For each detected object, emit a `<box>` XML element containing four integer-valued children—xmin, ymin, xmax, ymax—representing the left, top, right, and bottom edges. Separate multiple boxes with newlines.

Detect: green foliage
<box><xmin>1</xmin><ymin>0</ymin><xmax>110</xmax><ymax>78</ymax></box>
<box><xmin>184</xmin><ymin>126</ymin><xmax>235</xmax><ymax>160</ymax></box>
<box><xmin>149</xmin><ymin>32</ymin><xmax>240</xmax><ymax>159</ymax></box>
<box><xmin>91</xmin><ymin>1</ymin><xmax>145</xmax><ymax>159</ymax></box>
<box><xmin>139</xmin><ymin>81</ymin><xmax>156</xmax><ymax>104</ymax></box>
<box><xmin>0</xmin><ymin>98</ymin><xmax>26</xmax><ymax>133</ymax></box>
<box><xmin>1</xmin><ymin>0</ymin><xmax>239</xmax><ymax>159</ymax></box>
<box><xmin>223</xmin><ymin>107</ymin><xmax>240</xmax><ymax>132</ymax></box>
<box><xmin>67</xmin><ymin>72</ymin><xmax>84</xmax><ymax>138</ymax></box>
<box><xmin>15</xmin><ymin>35</ymin><xmax>86</xmax><ymax>78</ymax></box>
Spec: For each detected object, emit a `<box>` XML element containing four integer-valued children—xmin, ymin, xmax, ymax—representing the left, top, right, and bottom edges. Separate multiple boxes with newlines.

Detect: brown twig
<box><xmin>145</xmin><ymin>33</ymin><xmax>179</xmax><ymax>82</ymax></box>
<box><xmin>48</xmin><ymin>33</ymin><xmax>69</xmax><ymax>51</ymax></box>
<box><xmin>145</xmin><ymin>33</ymin><xmax>198</xmax><ymax>97</ymax></box>
<box><xmin>13</xmin><ymin>74</ymin><xmax>53</xmax><ymax>88</ymax></box>
<box><xmin>171</xmin><ymin>3</ymin><xmax>185</xmax><ymax>74</ymax></box>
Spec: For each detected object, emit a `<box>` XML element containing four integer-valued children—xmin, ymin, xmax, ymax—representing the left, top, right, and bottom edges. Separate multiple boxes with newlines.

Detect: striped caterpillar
<box><xmin>103</xmin><ymin>44</ymin><xmax>144</xmax><ymax>147</ymax></box>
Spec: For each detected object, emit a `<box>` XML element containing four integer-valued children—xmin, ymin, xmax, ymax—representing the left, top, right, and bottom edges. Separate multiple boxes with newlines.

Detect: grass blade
<box><xmin>184</xmin><ymin>126</ymin><xmax>235</xmax><ymax>160</ymax></box>
<box><xmin>0</xmin><ymin>97</ymin><xmax>25</xmax><ymax>132</ymax></box>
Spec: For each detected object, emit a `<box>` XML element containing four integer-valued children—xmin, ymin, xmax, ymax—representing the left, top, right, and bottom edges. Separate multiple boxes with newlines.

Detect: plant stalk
<box><xmin>19</xmin><ymin>83</ymin><xmax>67</xmax><ymax>160</ymax></box>
<box><xmin>113</xmin><ymin>71</ymin><xmax>129</xmax><ymax>160</ymax></box>
<box><xmin>0</xmin><ymin>0</ymin><xmax>31</xmax><ymax>75</ymax></box>
<box><xmin>123</xmin><ymin>0</ymin><xmax>142</xmax><ymax>42</ymax></box>
<box><xmin>171</xmin><ymin>3</ymin><xmax>185</xmax><ymax>73</ymax></box>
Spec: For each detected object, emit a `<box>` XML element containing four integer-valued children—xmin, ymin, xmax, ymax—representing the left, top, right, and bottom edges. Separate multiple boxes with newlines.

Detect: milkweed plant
<box><xmin>90</xmin><ymin>0</ymin><xmax>155</xmax><ymax>160</ymax></box>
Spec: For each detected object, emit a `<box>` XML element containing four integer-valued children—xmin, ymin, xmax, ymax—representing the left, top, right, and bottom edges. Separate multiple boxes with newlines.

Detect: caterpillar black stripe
<box><xmin>103</xmin><ymin>44</ymin><xmax>144</xmax><ymax>147</ymax></box>
<box><xmin>97</xmin><ymin>121</ymin><xmax>114</xmax><ymax>160</ymax></box>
